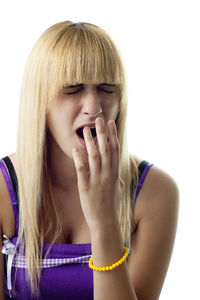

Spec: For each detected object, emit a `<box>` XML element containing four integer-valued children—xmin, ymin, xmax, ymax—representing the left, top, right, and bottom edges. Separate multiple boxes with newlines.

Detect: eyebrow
<box><xmin>63</xmin><ymin>83</ymin><xmax>117</xmax><ymax>89</ymax></box>
<box><xmin>99</xmin><ymin>83</ymin><xmax>117</xmax><ymax>87</ymax></box>
<box><xmin>63</xmin><ymin>84</ymin><xmax>84</xmax><ymax>89</ymax></box>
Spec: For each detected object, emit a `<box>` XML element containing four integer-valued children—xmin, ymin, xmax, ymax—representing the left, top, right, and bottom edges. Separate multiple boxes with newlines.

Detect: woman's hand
<box><xmin>72</xmin><ymin>117</ymin><xmax>125</xmax><ymax>233</ymax></box>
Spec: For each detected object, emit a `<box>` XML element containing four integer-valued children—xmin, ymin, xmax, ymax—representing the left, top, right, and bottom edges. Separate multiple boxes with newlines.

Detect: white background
<box><xmin>0</xmin><ymin>0</ymin><xmax>199</xmax><ymax>299</ymax></box>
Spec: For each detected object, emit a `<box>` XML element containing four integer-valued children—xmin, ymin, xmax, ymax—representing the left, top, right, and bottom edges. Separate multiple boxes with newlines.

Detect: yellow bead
<box><xmin>88</xmin><ymin>246</ymin><xmax>128</xmax><ymax>272</ymax></box>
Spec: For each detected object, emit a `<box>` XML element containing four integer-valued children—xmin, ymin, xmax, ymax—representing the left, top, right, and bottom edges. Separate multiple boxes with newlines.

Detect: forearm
<box><xmin>91</xmin><ymin>221</ymin><xmax>137</xmax><ymax>300</ymax></box>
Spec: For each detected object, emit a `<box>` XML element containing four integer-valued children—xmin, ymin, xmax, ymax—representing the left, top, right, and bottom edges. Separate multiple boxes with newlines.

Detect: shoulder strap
<box><xmin>0</xmin><ymin>156</ymin><xmax>19</xmax><ymax>235</ymax></box>
<box><xmin>2</xmin><ymin>156</ymin><xmax>19</xmax><ymax>205</ymax></box>
<box><xmin>138</xmin><ymin>160</ymin><xmax>150</xmax><ymax>176</ymax></box>
<box><xmin>130</xmin><ymin>160</ymin><xmax>154</xmax><ymax>209</ymax></box>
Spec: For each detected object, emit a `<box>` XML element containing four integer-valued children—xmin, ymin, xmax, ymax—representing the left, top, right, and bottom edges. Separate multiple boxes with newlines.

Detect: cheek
<box><xmin>104</xmin><ymin>101</ymin><xmax>119</xmax><ymax>120</ymax></box>
<box><xmin>46</xmin><ymin>109</ymin><xmax>67</xmax><ymax>141</ymax></box>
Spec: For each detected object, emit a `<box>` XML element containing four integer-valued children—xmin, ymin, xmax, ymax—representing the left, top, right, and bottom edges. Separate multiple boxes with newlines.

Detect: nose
<box><xmin>82</xmin><ymin>87</ymin><xmax>102</xmax><ymax>117</ymax></box>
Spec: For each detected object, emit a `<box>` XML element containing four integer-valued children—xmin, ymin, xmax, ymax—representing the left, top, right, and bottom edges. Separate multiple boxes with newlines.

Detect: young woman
<box><xmin>0</xmin><ymin>21</ymin><xmax>179</xmax><ymax>300</ymax></box>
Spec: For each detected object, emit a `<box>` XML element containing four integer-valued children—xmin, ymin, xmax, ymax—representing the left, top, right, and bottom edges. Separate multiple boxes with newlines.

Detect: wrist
<box><xmin>90</xmin><ymin>219</ymin><xmax>122</xmax><ymax>244</ymax></box>
<box><xmin>89</xmin><ymin>215</ymin><xmax>119</xmax><ymax>232</ymax></box>
<box><xmin>90</xmin><ymin>221</ymin><xmax>125</xmax><ymax>268</ymax></box>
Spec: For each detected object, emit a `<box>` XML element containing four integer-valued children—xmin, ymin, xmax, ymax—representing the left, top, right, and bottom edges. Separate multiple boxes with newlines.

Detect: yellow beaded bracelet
<box><xmin>88</xmin><ymin>246</ymin><xmax>129</xmax><ymax>271</ymax></box>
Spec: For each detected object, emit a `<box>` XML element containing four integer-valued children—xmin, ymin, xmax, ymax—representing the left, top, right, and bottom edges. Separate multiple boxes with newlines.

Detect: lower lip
<box><xmin>76</xmin><ymin>134</ymin><xmax>98</xmax><ymax>148</ymax></box>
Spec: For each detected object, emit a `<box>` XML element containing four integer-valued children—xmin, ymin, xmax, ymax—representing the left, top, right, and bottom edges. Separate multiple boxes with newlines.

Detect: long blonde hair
<box><xmin>15</xmin><ymin>21</ymin><xmax>139</xmax><ymax>297</ymax></box>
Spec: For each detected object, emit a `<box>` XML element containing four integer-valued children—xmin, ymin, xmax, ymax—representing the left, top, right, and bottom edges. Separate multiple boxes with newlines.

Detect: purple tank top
<box><xmin>0</xmin><ymin>157</ymin><xmax>153</xmax><ymax>300</ymax></box>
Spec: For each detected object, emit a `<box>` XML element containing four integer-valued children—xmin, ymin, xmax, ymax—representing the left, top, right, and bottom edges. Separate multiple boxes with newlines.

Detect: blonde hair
<box><xmin>15</xmin><ymin>21</ymin><xmax>139</xmax><ymax>297</ymax></box>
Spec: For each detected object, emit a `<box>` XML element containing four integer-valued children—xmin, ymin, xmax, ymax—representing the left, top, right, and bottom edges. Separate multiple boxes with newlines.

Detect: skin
<box><xmin>46</xmin><ymin>83</ymin><xmax>120</xmax><ymax>192</ymax></box>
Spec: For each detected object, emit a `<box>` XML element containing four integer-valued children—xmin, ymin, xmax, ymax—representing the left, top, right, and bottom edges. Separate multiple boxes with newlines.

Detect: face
<box><xmin>46</xmin><ymin>83</ymin><xmax>120</xmax><ymax>163</ymax></box>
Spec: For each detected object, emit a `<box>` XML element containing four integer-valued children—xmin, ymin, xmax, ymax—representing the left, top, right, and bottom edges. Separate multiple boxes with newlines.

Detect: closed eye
<box><xmin>98</xmin><ymin>86</ymin><xmax>115</xmax><ymax>94</ymax></box>
<box><xmin>64</xmin><ymin>85</ymin><xmax>116</xmax><ymax>95</ymax></box>
<box><xmin>64</xmin><ymin>89</ymin><xmax>82</xmax><ymax>95</ymax></box>
<box><xmin>99</xmin><ymin>88</ymin><xmax>114</xmax><ymax>94</ymax></box>
<box><xmin>65</xmin><ymin>88</ymin><xmax>114</xmax><ymax>95</ymax></box>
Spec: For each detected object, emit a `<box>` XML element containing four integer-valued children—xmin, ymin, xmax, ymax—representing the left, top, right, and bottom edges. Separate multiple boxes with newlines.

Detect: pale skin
<box><xmin>0</xmin><ymin>83</ymin><xmax>179</xmax><ymax>299</ymax></box>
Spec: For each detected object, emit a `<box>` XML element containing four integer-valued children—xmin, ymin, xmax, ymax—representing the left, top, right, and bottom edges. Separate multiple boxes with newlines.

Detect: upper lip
<box><xmin>76</xmin><ymin>122</ymin><xmax>97</xmax><ymax>131</ymax></box>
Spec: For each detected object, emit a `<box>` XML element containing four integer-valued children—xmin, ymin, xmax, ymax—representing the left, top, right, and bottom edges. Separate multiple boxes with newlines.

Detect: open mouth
<box><xmin>76</xmin><ymin>127</ymin><xmax>97</xmax><ymax>140</ymax></box>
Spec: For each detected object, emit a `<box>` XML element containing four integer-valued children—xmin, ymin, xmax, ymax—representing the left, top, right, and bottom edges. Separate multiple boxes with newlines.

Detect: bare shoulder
<box><xmin>131</xmin><ymin>155</ymin><xmax>179</xmax><ymax>223</ymax></box>
<box><xmin>128</xmin><ymin>157</ymin><xmax>180</xmax><ymax>299</ymax></box>
<box><xmin>0</xmin><ymin>153</ymin><xmax>16</xmax><ymax>239</ymax></box>
<box><xmin>134</xmin><ymin>158</ymin><xmax>179</xmax><ymax>223</ymax></box>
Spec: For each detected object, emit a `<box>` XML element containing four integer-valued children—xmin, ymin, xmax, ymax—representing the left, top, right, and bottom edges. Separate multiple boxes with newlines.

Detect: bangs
<box><xmin>48</xmin><ymin>23</ymin><xmax>124</xmax><ymax>99</ymax></box>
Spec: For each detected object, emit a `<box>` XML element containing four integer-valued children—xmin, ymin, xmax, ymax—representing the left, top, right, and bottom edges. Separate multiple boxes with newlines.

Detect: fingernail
<box><xmin>109</xmin><ymin>120</ymin><xmax>115</xmax><ymax>129</ymax></box>
<box><xmin>97</xmin><ymin>118</ymin><xmax>103</xmax><ymax>126</ymax></box>
<box><xmin>72</xmin><ymin>147</ymin><xmax>78</xmax><ymax>153</ymax></box>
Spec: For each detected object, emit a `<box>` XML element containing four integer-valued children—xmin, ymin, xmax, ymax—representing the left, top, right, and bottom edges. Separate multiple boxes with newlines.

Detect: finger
<box><xmin>83</xmin><ymin>126</ymin><xmax>100</xmax><ymax>176</ymax></box>
<box><xmin>95</xmin><ymin>117</ymin><xmax>110</xmax><ymax>172</ymax></box>
<box><xmin>72</xmin><ymin>148</ymin><xmax>88</xmax><ymax>189</ymax></box>
<box><xmin>107</xmin><ymin>120</ymin><xmax>120</xmax><ymax>178</ymax></box>
<box><xmin>119</xmin><ymin>177</ymin><xmax>125</xmax><ymax>191</ymax></box>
